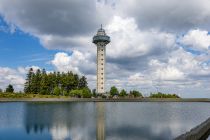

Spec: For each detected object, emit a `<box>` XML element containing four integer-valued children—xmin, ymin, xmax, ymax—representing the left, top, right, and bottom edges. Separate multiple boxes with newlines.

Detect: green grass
<box><xmin>0</xmin><ymin>93</ymin><xmax>71</xmax><ymax>98</ymax></box>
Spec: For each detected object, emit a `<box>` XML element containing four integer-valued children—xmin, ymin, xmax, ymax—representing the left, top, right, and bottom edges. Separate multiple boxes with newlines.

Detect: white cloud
<box><xmin>0</xmin><ymin>66</ymin><xmax>43</xmax><ymax>91</ymax></box>
<box><xmin>50</xmin><ymin>125</ymin><xmax>69</xmax><ymax>140</ymax></box>
<box><xmin>153</xmin><ymin>66</ymin><xmax>185</xmax><ymax>81</ymax></box>
<box><xmin>116</xmin><ymin>0</ymin><xmax>210</xmax><ymax>32</ymax></box>
<box><xmin>180</xmin><ymin>29</ymin><xmax>210</xmax><ymax>51</ymax></box>
<box><xmin>51</xmin><ymin>50</ymin><xmax>95</xmax><ymax>75</ymax></box>
<box><xmin>0</xmin><ymin>67</ymin><xmax>25</xmax><ymax>91</ymax></box>
<box><xmin>39</xmin><ymin>34</ymin><xmax>93</xmax><ymax>51</ymax></box>
<box><xmin>17</xmin><ymin>66</ymin><xmax>40</xmax><ymax>75</ymax></box>
<box><xmin>106</xmin><ymin>16</ymin><xmax>176</xmax><ymax>59</ymax></box>
<box><xmin>149</xmin><ymin>48</ymin><xmax>209</xmax><ymax>79</ymax></box>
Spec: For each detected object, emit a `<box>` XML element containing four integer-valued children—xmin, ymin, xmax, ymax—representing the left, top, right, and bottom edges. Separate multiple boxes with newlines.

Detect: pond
<box><xmin>0</xmin><ymin>102</ymin><xmax>210</xmax><ymax>140</ymax></box>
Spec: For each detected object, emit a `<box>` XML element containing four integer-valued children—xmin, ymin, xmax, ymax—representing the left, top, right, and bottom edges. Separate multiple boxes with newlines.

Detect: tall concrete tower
<box><xmin>93</xmin><ymin>25</ymin><xmax>110</xmax><ymax>94</ymax></box>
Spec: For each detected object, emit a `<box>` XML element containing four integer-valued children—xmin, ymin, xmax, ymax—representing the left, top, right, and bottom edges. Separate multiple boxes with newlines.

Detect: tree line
<box><xmin>108</xmin><ymin>86</ymin><xmax>143</xmax><ymax>98</ymax></box>
<box><xmin>149</xmin><ymin>92</ymin><xmax>180</xmax><ymax>98</ymax></box>
<box><xmin>24</xmin><ymin>68</ymin><xmax>91</xmax><ymax>97</ymax></box>
<box><xmin>0</xmin><ymin>68</ymin><xmax>180</xmax><ymax>98</ymax></box>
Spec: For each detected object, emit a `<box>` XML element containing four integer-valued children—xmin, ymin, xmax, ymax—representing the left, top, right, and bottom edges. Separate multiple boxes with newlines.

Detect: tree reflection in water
<box><xmin>24</xmin><ymin>102</ymin><xmax>96</xmax><ymax>140</ymax></box>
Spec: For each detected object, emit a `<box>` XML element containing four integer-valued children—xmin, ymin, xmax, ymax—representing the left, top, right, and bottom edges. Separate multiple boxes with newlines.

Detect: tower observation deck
<box><xmin>93</xmin><ymin>25</ymin><xmax>110</xmax><ymax>94</ymax></box>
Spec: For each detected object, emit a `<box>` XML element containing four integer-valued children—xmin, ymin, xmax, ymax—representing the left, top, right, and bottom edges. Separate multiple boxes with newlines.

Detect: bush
<box><xmin>70</xmin><ymin>89</ymin><xmax>83</xmax><ymax>98</ymax></box>
<box><xmin>149</xmin><ymin>92</ymin><xmax>180</xmax><ymax>98</ymax></box>
<box><xmin>69</xmin><ymin>88</ymin><xmax>91</xmax><ymax>98</ymax></box>
<box><xmin>82</xmin><ymin>88</ymin><xmax>92</xmax><ymax>98</ymax></box>
<box><xmin>110</xmin><ymin>86</ymin><xmax>119</xmax><ymax>96</ymax></box>
<box><xmin>119</xmin><ymin>89</ymin><xmax>127</xmax><ymax>97</ymax></box>
<box><xmin>63</xmin><ymin>90</ymin><xmax>69</xmax><ymax>96</ymax></box>
<box><xmin>53</xmin><ymin>87</ymin><xmax>61</xmax><ymax>96</ymax></box>
<box><xmin>130</xmin><ymin>90</ymin><xmax>143</xmax><ymax>98</ymax></box>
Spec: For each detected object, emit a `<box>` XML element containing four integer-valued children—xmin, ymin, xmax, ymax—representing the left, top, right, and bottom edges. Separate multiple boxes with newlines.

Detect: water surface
<box><xmin>0</xmin><ymin>102</ymin><xmax>210</xmax><ymax>140</ymax></box>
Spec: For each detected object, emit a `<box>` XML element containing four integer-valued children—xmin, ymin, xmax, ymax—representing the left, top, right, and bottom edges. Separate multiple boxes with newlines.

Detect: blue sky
<box><xmin>0</xmin><ymin>17</ymin><xmax>58</xmax><ymax>70</ymax></box>
<box><xmin>0</xmin><ymin>0</ymin><xmax>209</xmax><ymax>97</ymax></box>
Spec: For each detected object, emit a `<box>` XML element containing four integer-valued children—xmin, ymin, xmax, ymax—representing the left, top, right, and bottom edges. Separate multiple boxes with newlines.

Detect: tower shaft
<box><xmin>97</xmin><ymin>43</ymin><xmax>106</xmax><ymax>94</ymax></box>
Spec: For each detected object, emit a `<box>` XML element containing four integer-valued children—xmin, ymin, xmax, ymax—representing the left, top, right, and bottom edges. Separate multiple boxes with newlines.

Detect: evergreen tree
<box><xmin>56</xmin><ymin>72</ymin><xmax>61</xmax><ymax>87</ymax></box>
<box><xmin>31</xmin><ymin>69</ymin><xmax>41</xmax><ymax>94</ymax></box>
<box><xmin>24</xmin><ymin>68</ymin><xmax>33</xmax><ymax>93</ymax></box>
<box><xmin>65</xmin><ymin>71</ymin><xmax>74</xmax><ymax>92</ymax></box>
<box><xmin>78</xmin><ymin>76</ymin><xmax>88</xmax><ymax>89</ymax></box>
<box><xmin>40</xmin><ymin>69</ymin><xmax>49</xmax><ymax>95</ymax></box>
<box><xmin>6</xmin><ymin>84</ymin><xmax>14</xmax><ymax>93</ymax></box>
<box><xmin>73</xmin><ymin>73</ymin><xmax>79</xmax><ymax>89</ymax></box>
<box><xmin>48</xmin><ymin>72</ymin><xmax>55</xmax><ymax>94</ymax></box>
<box><xmin>35</xmin><ymin>69</ymin><xmax>41</xmax><ymax>93</ymax></box>
<box><xmin>23</xmin><ymin>68</ymin><xmax>89</xmax><ymax>96</ymax></box>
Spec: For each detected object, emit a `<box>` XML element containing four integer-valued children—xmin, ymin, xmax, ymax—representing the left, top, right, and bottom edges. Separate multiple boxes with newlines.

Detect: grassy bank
<box><xmin>0</xmin><ymin>93</ymin><xmax>67</xmax><ymax>99</ymax></box>
<box><xmin>0</xmin><ymin>94</ymin><xmax>210</xmax><ymax>102</ymax></box>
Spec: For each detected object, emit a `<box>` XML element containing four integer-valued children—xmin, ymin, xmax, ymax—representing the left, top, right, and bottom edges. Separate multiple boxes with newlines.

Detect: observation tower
<box><xmin>92</xmin><ymin>25</ymin><xmax>110</xmax><ymax>94</ymax></box>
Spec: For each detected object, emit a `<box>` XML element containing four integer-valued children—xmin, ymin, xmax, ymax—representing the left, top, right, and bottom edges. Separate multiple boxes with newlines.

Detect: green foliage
<box><xmin>0</xmin><ymin>93</ymin><xmax>27</xmax><ymax>98</ymax></box>
<box><xmin>63</xmin><ymin>90</ymin><xmax>69</xmax><ymax>96</ymax></box>
<box><xmin>6</xmin><ymin>84</ymin><xmax>14</xmax><ymax>93</ymax></box>
<box><xmin>69</xmin><ymin>88</ymin><xmax>92</xmax><ymax>98</ymax></box>
<box><xmin>82</xmin><ymin>88</ymin><xmax>92</xmax><ymax>98</ymax></box>
<box><xmin>110</xmin><ymin>86</ymin><xmax>119</xmax><ymax>96</ymax></box>
<box><xmin>130</xmin><ymin>90</ymin><xmax>143</xmax><ymax>98</ymax></box>
<box><xmin>78</xmin><ymin>76</ymin><xmax>88</xmax><ymax>89</ymax></box>
<box><xmin>70</xmin><ymin>89</ymin><xmax>83</xmax><ymax>98</ymax></box>
<box><xmin>0</xmin><ymin>93</ymin><xmax>67</xmax><ymax>98</ymax></box>
<box><xmin>30</xmin><ymin>69</ymin><xmax>41</xmax><ymax>94</ymax></box>
<box><xmin>149</xmin><ymin>92</ymin><xmax>180</xmax><ymax>98</ymax></box>
<box><xmin>24</xmin><ymin>68</ymin><xmax>89</xmax><ymax>96</ymax></box>
<box><xmin>40</xmin><ymin>69</ymin><xmax>50</xmax><ymax>95</ymax></box>
<box><xmin>24</xmin><ymin>68</ymin><xmax>33</xmax><ymax>93</ymax></box>
<box><xmin>53</xmin><ymin>87</ymin><xmax>62</xmax><ymax>96</ymax></box>
<box><xmin>119</xmin><ymin>89</ymin><xmax>127</xmax><ymax>97</ymax></box>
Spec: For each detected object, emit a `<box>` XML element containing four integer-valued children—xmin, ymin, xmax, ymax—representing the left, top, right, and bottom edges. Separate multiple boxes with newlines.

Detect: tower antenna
<box><xmin>101</xmin><ymin>24</ymin><xmax>102</xmax><ymax>29</ymax></box>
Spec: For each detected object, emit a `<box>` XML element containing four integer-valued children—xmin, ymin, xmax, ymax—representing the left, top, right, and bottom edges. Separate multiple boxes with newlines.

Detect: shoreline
<box><xmin>1</xmin><ymin>98</ymin><xmax>210</xmax><ymax>102</ymax></box>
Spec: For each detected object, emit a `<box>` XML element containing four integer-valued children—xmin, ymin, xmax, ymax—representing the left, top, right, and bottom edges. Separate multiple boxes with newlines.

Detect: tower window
<box><xmin>101</xmin><ymin>68</ymin><xmax>103</xmax><ymax>70</ymax></box>
<box><xmin>101</xmin><ymin>54</ymin><xmax>103</xmax><ymax>56</ymax></box>
<box><xmin>101</xmin><ymin>49</ymin><xmax>103</xmax><ymax>51</ymax></box>
<box><xmin>101</xmin><ymin>73</ymin><xmax>103</xmax><ymax>75</ymax></box>
<box><xmin>101</xmin><ymin>87</ymin><xmax>103</xmax><ymax>89</ymax></box>
<box><xmin>101</xmin><ymin>59</ymin><xmax>103</xmax><ymax>61</ymax></box>
<box><xmin>101</xmin><ymin>63</ymin><xmax>103</xmax><ymax>65</ymax></box>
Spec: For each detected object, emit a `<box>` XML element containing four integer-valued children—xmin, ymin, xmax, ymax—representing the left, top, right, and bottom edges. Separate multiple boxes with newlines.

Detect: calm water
<box><xmin>0</xmin><ymin>102</ymin><xmax>210</xmax><ymax>140</ymax></box>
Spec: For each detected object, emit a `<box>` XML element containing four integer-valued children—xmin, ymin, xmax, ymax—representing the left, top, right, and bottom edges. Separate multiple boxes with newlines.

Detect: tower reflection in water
<box><xmin>96</xmin><ymin>102</ymin><xmax>105</xmax><ymax>140</ymax></box>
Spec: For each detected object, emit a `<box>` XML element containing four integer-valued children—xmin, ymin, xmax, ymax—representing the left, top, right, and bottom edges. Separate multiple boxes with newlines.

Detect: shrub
<box><xmin>130</xmin><ymin>90</ymin><xmax>143</xmax><ymax>98</ymax></box>
<box><xmin>53</xmin><ymin>87</ymin><xmax>61</xmax><ymax>96</ymax></box>
<box><xmin>119</xmin><ymin>89</ymin><xmax>127</xmax><ymax>97</ymax></box>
